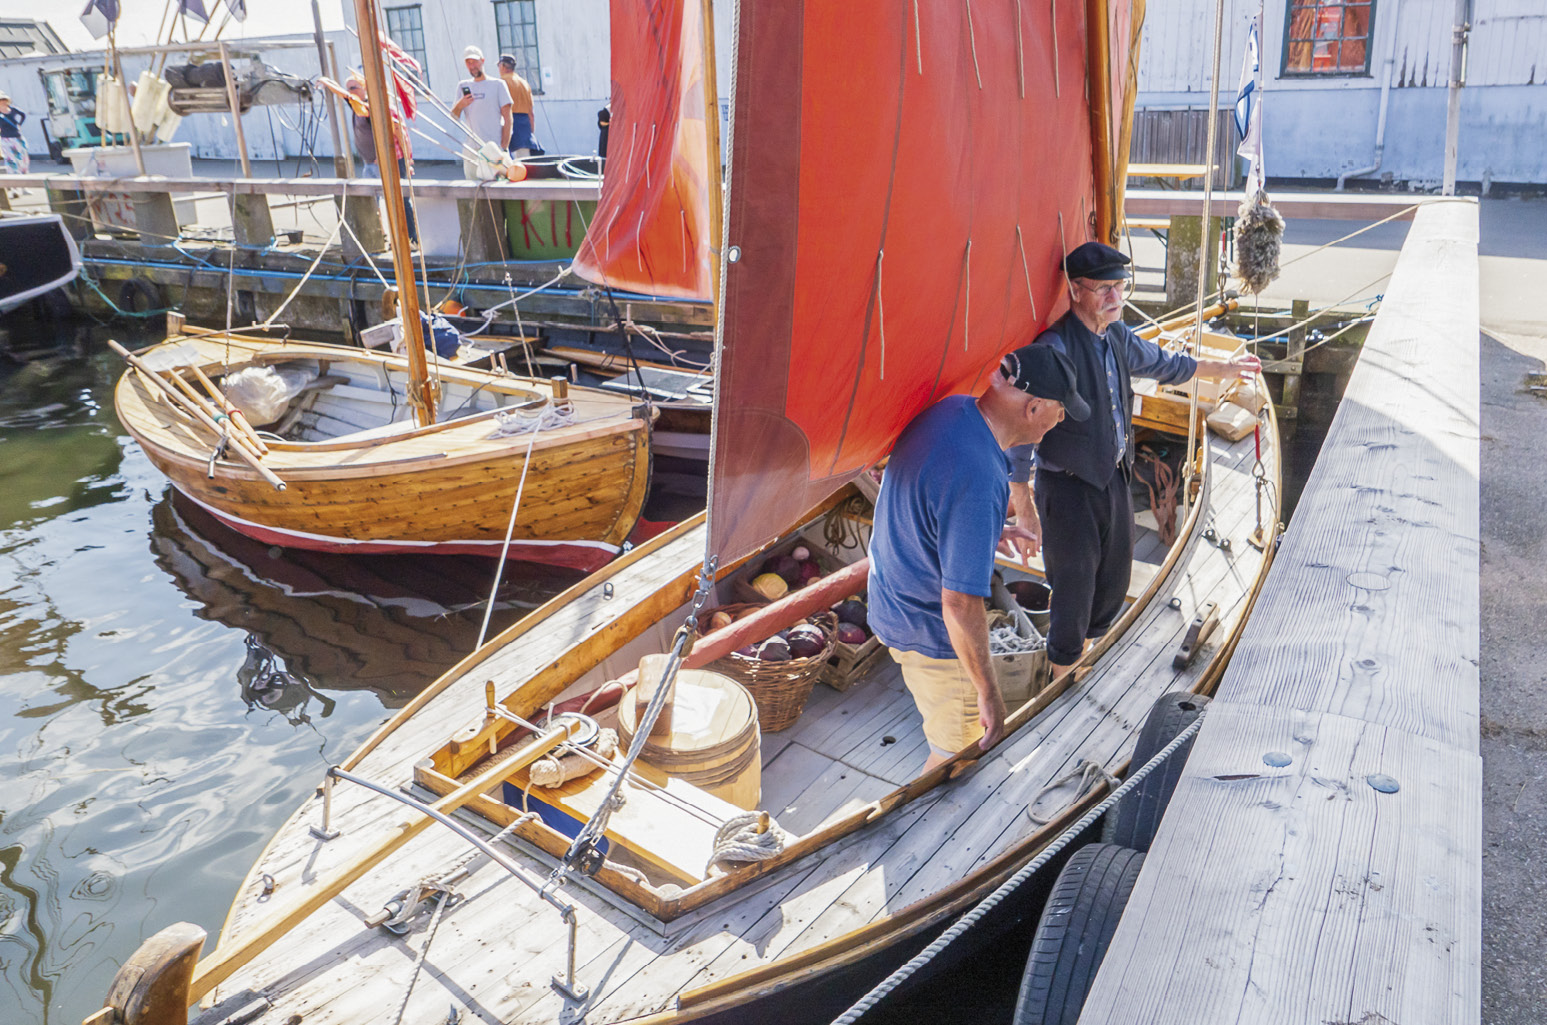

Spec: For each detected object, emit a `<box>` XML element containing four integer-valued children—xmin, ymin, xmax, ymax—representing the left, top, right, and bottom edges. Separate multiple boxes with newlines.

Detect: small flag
<box><xmin>176</xmin><ymin>0</ymin><xmax>212</xmax><ymax>24</ymax></box>
<box><xmin>224</xmin><ymin>0</ymin><xmax>248</xmax><ymax>20</ymax></box>
<box><xmin>1233</xmin><ymin>11</ymin><xmax>1265</xmax><ymax>198</ymax></box>
<box><xmin>79</xmin><ymin>0</ymin><xmax>121</xmax><ymax>39</ymax></box>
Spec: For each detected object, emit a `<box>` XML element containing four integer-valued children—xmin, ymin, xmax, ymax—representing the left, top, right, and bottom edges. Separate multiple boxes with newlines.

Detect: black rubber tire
<box><xmin>1101</xmin><ymin>690</ymin><xmax>1211</xmax><ymax>852</ymax></box>
<box><xmin>1012</xmin><ymin>843</ymin><xmax>1146</xmax><ymax>1025</ymax></box>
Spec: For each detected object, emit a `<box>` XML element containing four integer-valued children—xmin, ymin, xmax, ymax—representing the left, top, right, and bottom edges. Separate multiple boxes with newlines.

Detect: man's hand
<box><xmin>1197</xmin><ymin>352</ymin><xmax>1262</xmax><ymax>381</ymax></box>
<box><xmin>978</xmin><ymin>685</ymin><xmax>1007</xmax><ymax>752</ymax></box>
<box><xmin>1006</xmin><ymin>482</ymin><xmax>1041</xmax><ymax>562</ymax></box>
<box><xmin>451</xmin><ymin>95</ymin><xmax>472</xmax><ymax>116</ymax></box>
<box><xmin>997</xmin><ymin>522</ymin><xmax>1039</xmax><ymax>567</ymax></box>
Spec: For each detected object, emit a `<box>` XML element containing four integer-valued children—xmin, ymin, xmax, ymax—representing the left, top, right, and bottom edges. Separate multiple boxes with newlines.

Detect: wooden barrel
<box><xmin>618</xmin><ymin>669</ymin><xmax>761</xmax><ymax>810</ymax></box>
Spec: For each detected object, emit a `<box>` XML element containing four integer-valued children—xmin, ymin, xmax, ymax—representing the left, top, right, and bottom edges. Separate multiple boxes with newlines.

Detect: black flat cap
<box><xmin>1001</xmin><ymin>344</ymin><xmax>1091</xmax><ymax>421</ymax></box>
<box><xmin>1064</xmin><ymin>241</ymin><xmax>1131</xmax><ymax>281</ymax></box>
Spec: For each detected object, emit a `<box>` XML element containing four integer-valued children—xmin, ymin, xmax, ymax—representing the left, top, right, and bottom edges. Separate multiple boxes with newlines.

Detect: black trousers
<box><xmin>1033</xmin><ymin>467</ymin><xmax>1134</xmax><ymax>666</ymax></box>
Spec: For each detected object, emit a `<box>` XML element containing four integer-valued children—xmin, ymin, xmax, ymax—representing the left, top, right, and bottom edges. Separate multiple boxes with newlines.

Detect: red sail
<box><xmin>711</xmin><ymin>0</ymin><xmax>1128</xmax><ymax>563</ymax></box>
<box><xmin>572</xmin><ymin>0</ymin><xmax>713</xmax><ymax>300</ymax></box>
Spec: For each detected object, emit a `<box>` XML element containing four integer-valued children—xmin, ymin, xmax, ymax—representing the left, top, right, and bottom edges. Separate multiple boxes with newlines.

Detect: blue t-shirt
<box><xmin>868</xmin><ymin>395</ymin><xmax>1009</xmax><ymax>659</ymax></box>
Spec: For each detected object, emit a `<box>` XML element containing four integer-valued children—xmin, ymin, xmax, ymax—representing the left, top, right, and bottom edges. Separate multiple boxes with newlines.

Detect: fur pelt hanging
<box><xmin>1234</xmin><ymin>191</ymin><xmax>1285</xmax><ymax>294</ymax></box>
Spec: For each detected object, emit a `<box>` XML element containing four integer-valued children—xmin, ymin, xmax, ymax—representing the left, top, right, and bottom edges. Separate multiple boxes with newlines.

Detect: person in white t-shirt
<box><xmin>449</xmin><ymin>45</ymin><xmax>510</xmax><ymax>178</ymax></box>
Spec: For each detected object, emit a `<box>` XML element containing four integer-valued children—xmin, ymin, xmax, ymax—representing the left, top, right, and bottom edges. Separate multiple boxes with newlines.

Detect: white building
<box><xmin>1137</xmin><ymin>0</ymin><xmax>1547</xmax><ymax>187</ymax></box>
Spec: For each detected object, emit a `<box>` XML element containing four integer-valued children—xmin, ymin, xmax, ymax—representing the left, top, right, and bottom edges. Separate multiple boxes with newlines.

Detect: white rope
<box><xmin>489</xmin><ymin>400</ymin><xmax>576</xmax><ymax>438</ymax></box>
<box><xmin>913</xmin><ymin>0</ymin><xmax>924</xmax><ymax>75</ymax></box>
<box><xmin>260</xmin><ymin>182</ymin><xmax>346</xmax><ymax>328</ymax></box>
<box><xmin>1051</xmin><ymin>0</ymin><xmax>1060</xmax><ymax>98</ymax></box>
<box><xmin>474</xmin><ymin>417</ymin><xmax>545</xmax><ymax>649</ymax></box>
<box><xmin>962</xmin><ymin>239</ymin><xmax>972</xmax><ymax>351</ymax></box>
<box><xmin>1014</xmin><ymin>0</ymin><xmax>1026</xmax><ymax>98</ymax></box>
<box><xmin>1015</xmin><ymin>225</ymin><xmax>1038</xmax><ymax>320</ymax></box>
<box><xmin>708</xmin><ymin>812</ymin><xmax>788</xmax><ymax>874</ymax></box>
<box><xmin>965</xmin><ymin>0</ymin><xmax>983</xmax><ymax>89</ymax></box>
<box><xmin>989</xmin><ymin>622</ymin><xmax>1045</xmax><ymax>654</ymax></box>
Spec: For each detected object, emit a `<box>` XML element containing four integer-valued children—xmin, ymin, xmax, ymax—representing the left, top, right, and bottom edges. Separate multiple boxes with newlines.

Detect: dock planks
<box><xmin>1079</xmin><ymin>198</ymin><xmax>1481</xmax><ymax>1024</ymax></box>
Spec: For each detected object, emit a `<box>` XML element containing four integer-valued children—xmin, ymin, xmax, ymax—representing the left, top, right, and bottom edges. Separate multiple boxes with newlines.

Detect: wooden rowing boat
<box><xmin>114</xmin><ymin>330</ymin><xmax>653</xmax><ymax>572</ymax></box>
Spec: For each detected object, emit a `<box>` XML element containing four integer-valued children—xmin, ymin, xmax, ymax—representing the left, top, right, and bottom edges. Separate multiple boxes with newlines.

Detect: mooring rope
<box><xmin>829</xmin><ymin>708</ymin><xmax>1209</xmax><ymax>1025</ymax></box>
<box><xmin>707</xmin><ymin>812</ymin><xmax>788</xmax><ymax>874</ymax></box>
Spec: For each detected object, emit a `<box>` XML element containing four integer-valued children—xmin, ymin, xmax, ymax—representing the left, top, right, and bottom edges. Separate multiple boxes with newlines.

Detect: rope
<box><xmin>1027</xmin><ymin>759</ymin><xmax>1118</xmax><ymax>826</ymax></box>
<box><xmin>488</xmin><ymin>400</ymin><xmax>576</xmax><ymax>437</ymax></box>
<box><xmin>829</xmin><ymin>709</ymin><xmax>1209</xmax><ymax>1025</ymax></box>
<box><xmin>707</xmin><ymin>813</ymin><xmax>788</xmax><ymax>874</ymax></box>
<box><xmin>474</xmin><ymin>413</ymin><xmax>546</xmax><ymax>650</ymax></box>
<box><xmin>1183</xmin><ymin>0</ymin><xmax>1231</xmax><ymax>519</ymax></box>
<box><xmin>261</xmin><ymin>181</ymin><xmax>347</xmax><ymax>328</ymax></box>
<box><xmin>390</xmin><ymin>887</ymin><xmax>451</xmax><ymax>1025</ymax></box>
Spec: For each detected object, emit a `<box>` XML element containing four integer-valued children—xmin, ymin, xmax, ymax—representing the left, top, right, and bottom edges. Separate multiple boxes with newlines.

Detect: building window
<box><xmin>492</xmin><ymin>0</ymin><xmax>543</xmax><ymax>93</ymax></box>
<box><xmin>384</xmin><ymin>5</ymin><xmax>429</xmax><ymax>86</ymax></box>
<box><xmin>1284</xmin><ymin>0</ymin><xmax>1373</xmax><ymax>75</ymax></box>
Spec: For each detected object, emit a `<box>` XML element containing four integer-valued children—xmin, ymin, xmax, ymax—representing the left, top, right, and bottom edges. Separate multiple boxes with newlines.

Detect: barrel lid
<box><xmin>619</xmin><ymin>669</ymin><xmax>757</xmax><ymax>754</ymax></box>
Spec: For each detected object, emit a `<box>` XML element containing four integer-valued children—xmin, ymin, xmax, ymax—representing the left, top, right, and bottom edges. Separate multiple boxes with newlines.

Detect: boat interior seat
<box><xmin>325</xmin><ymin>416</ymin><xmax>422</xmax><ymax>444</ymax></box>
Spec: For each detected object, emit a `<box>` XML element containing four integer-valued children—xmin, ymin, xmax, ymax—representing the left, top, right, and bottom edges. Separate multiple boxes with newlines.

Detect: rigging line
<box><xmin>261</xmin><ymin>182</ymin><xmax>347</xmax><ymax>328</ymax></box>
<box><xmin>965</xmin><ymin>0</ymin><xmax>983</xmax><ymax>89</ymax></box>
<box><xmin>1239</xmin><ymin>270</ymin><xmax>1391</xmax><ymax>346</ymax></box>
<box><xmin>476</xmin><ymin>420</ymin><xmax>545</xmax><ymax>650</ymax></box>
<box><xmin>963</xmin><ymin>239</ymin><xmax>972</xmax><ymax>351</ymax></box>
<box><xmin>1014</xmin><ymin>0</ymin><xmax>1026</xmax><ymax>97</ymax></box>
<box><xmin>1274</xmin><ymin>201</ymin><xmax>1426</xmax><ymax>272</ymax></box>
<box><xmin>1185</xmin><ymin>0</ymin><xmax>1231</xmax><ymax>520</ymax></box>
<box><xmin>913</xmin><ymin>0</ymin><xmax>924</xmax><ymax>74</ymax></box>
<box><xmin>1051</xmin><ymin>0</ymin><xmax>1060</xmax><ymax>98</ymax></box>
<box><xmin>875</xmin><ymin>250</ymin><xmax>887</xmax><ymax>381</ymax></box>
<box><xmin>1015</xmin><ymin>225</ymin><xmax>1038</xmax><ymax>320</ymax></box>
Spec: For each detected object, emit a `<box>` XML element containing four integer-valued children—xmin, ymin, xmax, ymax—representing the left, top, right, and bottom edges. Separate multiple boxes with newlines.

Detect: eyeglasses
<box><xmin>1076</xmin><ymin>280</ymin><xmax>1127</xmax><ymax>299</ymax></box>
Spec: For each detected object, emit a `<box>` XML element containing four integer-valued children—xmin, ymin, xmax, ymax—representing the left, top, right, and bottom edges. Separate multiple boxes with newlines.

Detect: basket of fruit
<box><xmin>731</xmin><ymin>540</ymin><xmax>841</xmax><ymax>604</ymax></box>
<box><xmin>697</xmin><ymin>604</ymin><xmax>837</xmax><ymax>732</ymax></box>
<box><xmin>819</xmin><ymin>594</ymin><xmax>885</xmax><ymax>692</ymax></box>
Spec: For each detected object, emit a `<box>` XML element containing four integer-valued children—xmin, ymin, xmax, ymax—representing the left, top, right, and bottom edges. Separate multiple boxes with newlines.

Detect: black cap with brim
<box><xmin>1064</xmin><ymin>240</ymin><xmax>1132</xmax><ymax>281</ymax></box>
<box><xmin>1002</xmin><ymin>344</ymin><xmax>1091</xmax><ymax>421</ymax></box>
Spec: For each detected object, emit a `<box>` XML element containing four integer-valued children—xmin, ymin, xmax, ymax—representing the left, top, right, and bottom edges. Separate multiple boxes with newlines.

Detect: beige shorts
<box><xmin>889</xmin><ymin>647</ymin><xmax>984</xmax><ymax>757</ymax></box>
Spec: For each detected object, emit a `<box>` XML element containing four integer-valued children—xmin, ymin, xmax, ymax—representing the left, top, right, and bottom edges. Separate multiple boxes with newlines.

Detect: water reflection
<box><xmin>0</xmin><ymin>316</ymin><xmax>579</xmax><ymax>1023</ymax></box>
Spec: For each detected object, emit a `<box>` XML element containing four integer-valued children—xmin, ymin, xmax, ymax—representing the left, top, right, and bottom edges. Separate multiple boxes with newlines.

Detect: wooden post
<box><xmin>47</xmin><ymin>186</ymin><xmax>92</xmax><ymax>240</ymax></box>
<box><xmin>101</xmin><ymin>921</ymin><xmax>206</xmax><ymax>1025</ymax></box>
<box><xmin>132</xmin><ymin>190</ymin><xmax>180</xmax><ymax>245</ymax></box>
<box><xmin>230</xmin><ymin>192</ymin><xmax>275</xmax><ymax>248</ymax></box>
<box><xmin>458</xmin><ymin>196</ymin><xmax>507</xmax><ymax>263</ymax></box>
<box><xmin>342</xmin><ymin>192</ymin><xmax>387</xmax><ymax>260</ymax></box>
<box><xmin>699</xmin><ymin>0</ymin><xmax>725</xmax><ymax>307</ymax></box>
<box><xmin>327</xmin><ymin>41</ymin><xmax>356</xmax><ymax>179</ymax></box>
<box><xmin>218</xmin><ymin>42</ymin><xmax>253</xmax><ymax>179</ymax></box>
<box><xmin>312</xmin><ymin>0</ymin><xmax>350</xmax><ymax>178</ymax></box>
<box><xmin>1164</xmin><ymin>215</ymin><xmax>1220</xmax><ymax>310</ymax></box>
<box><xmin>1278</xmin><ymin>297</ymin><xmax>1308</xmax><ymax>438</ymax></box>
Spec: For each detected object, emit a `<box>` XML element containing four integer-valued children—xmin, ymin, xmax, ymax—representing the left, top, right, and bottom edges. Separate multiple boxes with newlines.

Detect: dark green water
<box><xmin>0</xmin><ymin>316</ymin><xmax>577</xmax><ymax>1024</ymax></box>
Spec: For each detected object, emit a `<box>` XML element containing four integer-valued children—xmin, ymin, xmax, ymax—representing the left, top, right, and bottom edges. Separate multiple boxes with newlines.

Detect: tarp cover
<box><xmin>571</xmin><ymin>0</ymin><xmax>713</xmax><ymax>300</ymax></box>
<box><xmin>711</xmin><ymin>0</ymin><xmax>1129</xmax><ymax>563</ymax></box>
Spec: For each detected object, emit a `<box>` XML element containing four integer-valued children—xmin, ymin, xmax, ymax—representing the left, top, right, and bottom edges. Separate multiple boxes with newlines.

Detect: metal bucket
<box><xmin>1008</xmin><ymin>580</ymin><xmax>1053</xmax><ymax>635</ymax></box>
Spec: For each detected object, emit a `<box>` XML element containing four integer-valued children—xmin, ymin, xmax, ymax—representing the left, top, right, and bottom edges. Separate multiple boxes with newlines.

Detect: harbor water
<box><xmin>0</xmin><ymin>315</ymin><xmax>578</xmax><ymax>1024</ymax></box>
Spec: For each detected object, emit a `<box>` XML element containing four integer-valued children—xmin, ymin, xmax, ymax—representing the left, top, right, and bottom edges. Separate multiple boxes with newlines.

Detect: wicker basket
<box><xmin>698</xmin><ymin>604</ymin><xmax>837</xmax><ymax>732</ymax></box>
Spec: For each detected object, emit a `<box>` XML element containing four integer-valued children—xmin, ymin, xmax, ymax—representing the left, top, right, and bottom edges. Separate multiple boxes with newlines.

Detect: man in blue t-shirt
<box><xmin>869</xmin><ymin>345</ymin><xmax>1090</xmax><ymax>771</ymax></box>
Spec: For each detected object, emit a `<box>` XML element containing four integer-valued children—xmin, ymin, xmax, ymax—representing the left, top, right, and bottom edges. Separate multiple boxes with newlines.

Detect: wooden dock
<box><xmin>1079</xmin><ymin>198</ymin><xmax>1481</xmax><ymax>1022</ymax></box>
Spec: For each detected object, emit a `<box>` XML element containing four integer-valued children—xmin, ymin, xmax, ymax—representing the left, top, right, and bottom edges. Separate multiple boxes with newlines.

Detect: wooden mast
<box><xmin>353</xmin><ymin>0</ymin><xmax>436</xmax><ymax>426</ymax></box>
<box><xmin>1085</xmin><ymin>0</ymin><xmax>1116</xmax><ymax>244</ymax></box>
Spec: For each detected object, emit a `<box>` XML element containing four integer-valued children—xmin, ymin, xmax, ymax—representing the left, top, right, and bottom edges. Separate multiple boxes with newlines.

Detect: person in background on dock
<box><xmin>345</xmin><ymin>74</ymin><xmax>417</xmax><ymax>245</ymax></box>
<box><xmin>0</xmin><ymin>92</ymin><xmax>28</xmax><ymax>175</ymax></box>
<box><xmin>1007</xmin><ymin>241</ymin><xmax>1261</xmax><ymax>685</ymax></box>
<box><xmin>496</xmin><ymin>54</ymin><xmax>541</xmax><ymax>158</ymax></box>
<box><xmin>451</xmin><ymin>45</ymin><xmax>511</xmax><ymax>178</ymax></box>
<box><xmin>870</xmin><ymin>345</ymin><xmax>1090</xmax><ymax>773</ymax></box>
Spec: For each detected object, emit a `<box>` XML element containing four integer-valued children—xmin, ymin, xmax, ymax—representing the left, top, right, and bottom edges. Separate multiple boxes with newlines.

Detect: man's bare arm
<box><xmin>941</xmin><ymin>588</ymin><xmax>1007</xmax><ymax>752</ymax></box>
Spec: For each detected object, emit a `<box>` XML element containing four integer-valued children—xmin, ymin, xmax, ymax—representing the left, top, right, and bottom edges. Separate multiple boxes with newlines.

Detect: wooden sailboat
<box><xmin>109</xmin><ymin>3</ymin><xmax>654</xmax><ymax>573</ymax></box>
<box><xmin>90</xmin><ymin>0</ymin><xmax>1284</xmax><ymax>1022</ymax></box>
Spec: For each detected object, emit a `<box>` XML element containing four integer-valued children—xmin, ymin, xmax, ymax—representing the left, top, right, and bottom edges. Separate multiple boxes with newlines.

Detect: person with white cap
<box><xmin>449</xmin><ymin>44</ymin><xmax>510</xmax><ymax>177</ymax></box>
<box><xmin>0</xmin><ymin>91</ymin><xmax>28</xmax><ymax>175</ymax></box>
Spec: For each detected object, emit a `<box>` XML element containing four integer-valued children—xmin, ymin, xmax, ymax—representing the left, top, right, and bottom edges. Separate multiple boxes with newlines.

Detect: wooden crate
<box><xmin>727</xmin><ymin>536</ymin><xmax>846</xmax><ymax>606</ymax></box>
<box><xmin>819</xmin><ymin>633</ymin><xmax>886</xmax><ymax>692</ymax></box>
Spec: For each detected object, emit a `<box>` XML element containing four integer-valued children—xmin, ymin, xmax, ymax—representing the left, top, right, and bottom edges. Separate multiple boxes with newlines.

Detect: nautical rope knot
<box><xmin>707</xmin><ymin>812</ymin><xmax>787</xmax><ymax>874</ymax></box>
<box><xmin>490</xmin><ymin>400</ymin><xmax>576</xmax><ymax>437</ymax></box>
<box><xmin>1027</xmin><ymin>759</ymin><xmax>1120</xmax><ymax>826</ymax></box>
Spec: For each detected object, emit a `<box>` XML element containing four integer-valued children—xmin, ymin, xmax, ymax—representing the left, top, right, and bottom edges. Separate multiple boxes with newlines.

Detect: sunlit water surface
<box><xmin>0</xmin><ymin>318</ymin><xmax>577</xmax><ymax>1024</ymax></box>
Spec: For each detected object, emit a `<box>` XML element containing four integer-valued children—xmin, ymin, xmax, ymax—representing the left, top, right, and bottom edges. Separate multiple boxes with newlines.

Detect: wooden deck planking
<box><xmin>1080</xmin><ymin>199</ymin><xmax>1480</xmax><ymax>1025</ymax></box>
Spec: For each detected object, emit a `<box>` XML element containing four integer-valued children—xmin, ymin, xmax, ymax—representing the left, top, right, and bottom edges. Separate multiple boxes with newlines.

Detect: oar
<box><xmin>186</xmin><ymin>723</ymin><xmax>571</xmax><ymax>1002</ymax></box>
<box><xmin>108</xmin><ymin>340</ymin><xmax>286</xmax><ymax>491</ymax></box>
<box><xmin>186</xmin><ymin>362</ymin><xmax>270</xmax><ymax>456</ymax></box>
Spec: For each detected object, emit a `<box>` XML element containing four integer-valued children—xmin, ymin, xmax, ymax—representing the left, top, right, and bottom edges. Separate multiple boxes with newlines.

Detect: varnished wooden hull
<box><xmin>114</xmin><ymin>334</ymin><xmax>654</xmax><ymax>572</ymax></box>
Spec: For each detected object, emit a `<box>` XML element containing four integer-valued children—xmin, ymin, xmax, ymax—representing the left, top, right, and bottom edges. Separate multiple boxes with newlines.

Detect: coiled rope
<box><xmin>829</xmin><ymin>707</ymin><xmax>1209</xmax><ymax>1025</ymax></box>
<box><xmin>707</xmin><ymin>812</ymin><xmax>788</xmax><ymax>874</ymax></box>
